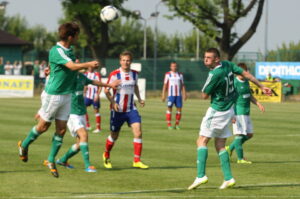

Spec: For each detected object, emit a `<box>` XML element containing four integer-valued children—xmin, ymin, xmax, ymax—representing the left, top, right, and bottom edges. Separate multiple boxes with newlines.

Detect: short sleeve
<box><xmin>51</xmin><ymin>48</ymin><xmax>72</xmax><ymax>65</ymax></box>
<box><xmin>107</xmin><ymin>72</ymin><xmax>117</xmax><ymax>85</ymax></box>
<box><xmin>201</xmin><ymin>72</ymin><xmax>220</xmax><ymax>95</ymax></box>
<box><xmin>180</xmin><ymin>73</ymin><xmax>184</xmax><ymax>85</ymax></box>
<box><xmin>135</xmin><ymin>72</ymin><xmax>139</xmax><ymax>85</ymax></box>
<box><xmin>164</xmin><ymin>73</ymin><xmax>169</xmax><ymax>84</ymax></box>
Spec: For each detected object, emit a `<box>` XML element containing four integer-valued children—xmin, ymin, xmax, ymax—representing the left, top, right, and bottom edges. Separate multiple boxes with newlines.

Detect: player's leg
<box><xmin>93</xmin><ymin>100</ymin><xmax>101</xmax><ymax>133</ymax></box>
<box><xmin>215</xmin><ymin>137</ymin><xmax>236</xmax><ymax>189</ymax></box>
<box><xmin>188</xmin><ymin>135</ymin><xmax>210</xmax><ymax>190</ymax></box>
<box><xmin>166</xmin><ymin>96</ymin><xmax>174</xmax><ymax>129</ymax></box>
<box><xmin>174</xmin><ymin>96</ymin><xmax>183</xmax><ymax>130</ymax></box>
<box><xmin>84</xmin><ymin>97</ymin><xmax>91</xmax><ymax>130</ymax></box>
<box><xmin>18</xmin><ymin>118</ymin><xmax>51</xmax><ymax>162</ymax></box>
<box><xmin>103</xmin><ymin>131</ymin><xmax>119</xmax><ymax>169</ymax></box>
<box><xmin>131</xmin><ymin>123</ymin><xmax>149</xmax><ymax>169</ymax></box>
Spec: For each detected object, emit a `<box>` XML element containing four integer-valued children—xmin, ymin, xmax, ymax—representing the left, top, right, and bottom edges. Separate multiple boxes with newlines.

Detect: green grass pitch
<box><xmin>0</xmin><ymin>97</ymin><xmax>299</xmax><ymax>199</ymax></box>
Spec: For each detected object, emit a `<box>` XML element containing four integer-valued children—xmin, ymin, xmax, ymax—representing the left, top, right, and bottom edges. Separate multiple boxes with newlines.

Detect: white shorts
<box><xmin>67</xmin><ymin>114</ymin><xmax>86</xmax><ymax>137</ymax></box>
<box><xmin>232</xmin><ymin>115</ymin><xmax>253</xmax><ymax>135</ymax></box>
<box><xmin>200</xmin><ymin>106</ymin><xmax>234</xmax><ymax>138</ymax></box>
<box><xmin>38</xmin><ymin>92</ymin><xmax>71</xmax><ymax>122</ymax></box>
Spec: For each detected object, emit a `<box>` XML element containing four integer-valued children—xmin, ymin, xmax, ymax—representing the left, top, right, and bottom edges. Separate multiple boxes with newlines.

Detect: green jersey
<box><xmin>202</xmin><ymin>61</ymin><xmax>244</xmax><ymax>111</ymax></box>
<box><xmin>70</xmin><ymin>73</ymin><xmax>93</xmax><ymax>115</ymax></box>
<box><xmin>45</xmin><ymin>42</ymin><xmax>77</xmax><ymax>95</ymax></box>
<box><xmin>234</xmin><ymin>77</ymin><xmax>251</xmax><ymax>115</ymax></box>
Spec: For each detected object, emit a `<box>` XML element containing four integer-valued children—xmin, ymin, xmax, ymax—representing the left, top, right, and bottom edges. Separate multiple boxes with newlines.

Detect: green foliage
<box><xmin>267</xmin><ymin>41</ymin><xmax>300</xmax><ymax>61</ymax></box>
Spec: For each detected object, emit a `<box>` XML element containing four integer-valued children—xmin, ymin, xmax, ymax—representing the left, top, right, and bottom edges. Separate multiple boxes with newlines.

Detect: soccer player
<box><xmin>226</xmin><ymin>63</ymin><xmax>265</xmax><ymax>164</ymax></box>
<box><xmin>54</xmin><ymin>71</ymin><xmax>119</xmax><ymax>172</ymax></box>
<box><xmin>84</xmin><ymin>67</ymin><xmax>102</xmax><ymax>133</ymax></box>
<box><xmin>188</xmin><ymin>48</ymin><xmax>271</xmax><ymax>190</ymax></box>
<box><xmin>18</xmin><ymin>22</ymin><xmax>99</xmax><ymax>178</ymax></box>
<box><xmin>103</xmin><ymin>51</ymin><xmax>149</xmax><ymax>169</ymax></box>
<box><xmin>162</xmin><ymin>62</ymin><xmax>187</xmax><ymax>130</ymax></box>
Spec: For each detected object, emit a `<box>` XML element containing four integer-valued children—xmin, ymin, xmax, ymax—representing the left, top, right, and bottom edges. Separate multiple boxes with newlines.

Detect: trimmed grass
<box><xmin>0</xmin><ymin>97</ymin><xmax>299</xmax><ymax>199</ymax></box>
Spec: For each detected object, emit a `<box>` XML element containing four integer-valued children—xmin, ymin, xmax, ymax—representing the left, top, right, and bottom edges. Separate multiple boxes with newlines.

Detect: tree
<box><xmin>165</xmin><ymin>0</ymin><xmax>265</xmax><ymax>60</ymax></box>
<box><xmin>61</xmin><ymin>0</ymin><xmax>132</xmax><ymax>60</ymax></box>
<box><xmin>267</xmin><ymin>41</ymin><xmax>300</xmax><ymax>62</ymax></box>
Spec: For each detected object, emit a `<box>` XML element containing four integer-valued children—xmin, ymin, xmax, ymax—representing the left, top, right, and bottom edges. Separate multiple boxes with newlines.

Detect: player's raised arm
<box><xmin>92</xmin><ymin>79</ymin><xmax>120</xmax><ymax>89</ymax></box>
<box><xmin>241</xmin><ymin>70</ymin><xmax>271</xmax><ymax>96</ymax></box>
<box><xmin>135</xmin><ymin>85</ymin><xmax>145</xmax><ymax>107</ymax></box>
<box><xmin>65</xmin><ymin>61</ymin><xmax>99</xmax><ymax>71</ymax></box>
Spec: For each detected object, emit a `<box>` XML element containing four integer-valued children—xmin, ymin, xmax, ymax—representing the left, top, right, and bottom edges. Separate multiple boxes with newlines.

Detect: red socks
<box><xmin>95</xmin><ymin>113</ymin><xmax>101</xmax><ymax>130</ymax></box>
<box><xmin>104</xmin><ymin>136</ymin><xmax>114</xmax><ymax>158</ymax></box>
<box><xmin>133</xmin><ymin>138</ymin><xmax>142</xmax><ymax>162</ymax></box>
<box><xmin>166</xmin><ymin>111</ymin><xmax>172</xmax><ymax>127</ymax></box>
<box><xmin>175</xmin><ymin>111</ymin><xmax>181</xmax><ymax>125</ymax></box>
<box><xmin>85</xmin><ymin>114</ymin><xmax>90</xmax><ymax>129</ymax></box>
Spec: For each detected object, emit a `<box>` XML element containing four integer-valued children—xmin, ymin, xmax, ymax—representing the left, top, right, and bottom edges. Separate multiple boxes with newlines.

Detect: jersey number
<box><xmin>224</xmin><ymin>72</ymin><xmax>234</xmax><ymax>96</ymax></box>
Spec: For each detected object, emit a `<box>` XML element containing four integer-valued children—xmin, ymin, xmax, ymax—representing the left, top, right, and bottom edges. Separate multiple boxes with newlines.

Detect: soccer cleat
<box><xmin>85</xmin><ymin>166</ymin><xmax>97</xmax><ymax>172</ymax></box>
<box><xmin>187</xmin><ymin>176</ymin><xmax>208</xmax><ymax>190</ymax></box>
<box><xmin>103</xmin><ymin>153</ymin><xmax>112</xmax><ymax>169</ymax></box>
<box><xmin>175</xmin><ymin>125</ymin><xmax>181</xmax><ymax>130</ymax></box>
<box><xmin>18</xmin><ymin>141</ymin><xmax>28</xmax><ymax>162</ymax></box>
<box><xmin>56</xmin><ymin>159</ymin><xmax>75</xmax><ymax>169</ymax></box>
<box><xmin>225</xmin><ymin>146</ymin><xmax>233</xmax><ymax>157</ymax></box>
<box><xmin>132</xmin><ymin>161</ymin><xmax>149</xmax><ymax>169</ymax></box>
<box><xmin>219</xmin><ymin>178</ymin><xmax>236</xmax><ymax>189</ymax></box>
<box><xmin>237</xmin><ymin>159</ymin><xmax>252</xmax><ymax>164</ymax></box>
<box><xmin>168</xmin><ymin>126</ymin><xmax>174</xmax><ymax>130</ymax></box>
<box><xmin>44</xmin><ymin>160</ymin><xmax>59</xmax><ymax>178</ymax></box>
<box><xmin>92</xmin><ymin>129</ymin><xmax>101</xmax><ymax>133</ymax></box>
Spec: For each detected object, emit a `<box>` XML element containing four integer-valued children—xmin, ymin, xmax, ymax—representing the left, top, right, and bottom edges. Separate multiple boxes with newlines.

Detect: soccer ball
<box><xmin>100</xmin><ymin>5</ymin><xmax>120</xmax><ymax>23</ymax></box>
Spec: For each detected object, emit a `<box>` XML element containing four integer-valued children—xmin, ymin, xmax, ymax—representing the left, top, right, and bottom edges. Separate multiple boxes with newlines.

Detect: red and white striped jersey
<box><xmin>107</xmin><ymin>68</ymin><xmax>138</xmax><ymax>113</ymax></box>
<box><xmin>164</xmin><ymin>71</ymin><xmax>184</xmax><ymax>97</ymax></box>
<box><xmin>84</xmin><ymin>71</ymin><xmax>101</xmax><ymax>99</ymax></box>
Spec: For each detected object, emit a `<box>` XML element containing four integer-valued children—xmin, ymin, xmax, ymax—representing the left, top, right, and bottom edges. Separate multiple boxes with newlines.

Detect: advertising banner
<box><xmin>0</xmin><ymin>75</ymin><xmax>34</xmax><ymax>98</ymax></box>
<box><xmin>250</xmin><ymin>81</ymin><xmax>282</xmax><ymax>102</ymax></box>
<box><xmin>256</xmin><ymin>62</ymin><xmax>300</xmax><ymax>80</ymax></box>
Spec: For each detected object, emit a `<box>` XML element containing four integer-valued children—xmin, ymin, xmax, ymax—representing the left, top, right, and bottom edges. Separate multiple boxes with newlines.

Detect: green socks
<box><xmin>21</xmin><ymin>127</ymin><xmax>40</xmax><ymax>149</ymax></box>
<box><xmin>80</xmin><ymin>142</ymin><xmax>91</xmax><ymax>168</ymax></box>
<box><xmin>219</xmin><ymin>150</ymin><xmax>233</xmax><ymax>181</ymax></box>
<box><xmin>48</xmin><ymin>134</ymin><xmax>64</xmax><ymax>163</ymax></box>
<box><xmin>230</xmin><ymin>135</ymin><xmax>249</xmax><ymax>160</ymax></box>
<box><xmin>197</xmin><ymin>146</ymin><xmax>208</xmax><ymax>178</ymax></box>
<box><xmin>59</xmin><ymin>144</ymin><xmax>80</xmax><ymax>163</ymax></box>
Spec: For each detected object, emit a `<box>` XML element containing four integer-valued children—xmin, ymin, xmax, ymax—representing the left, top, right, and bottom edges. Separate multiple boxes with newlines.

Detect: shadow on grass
<box><xmin>253</xmin><ymin>160</ymin><xmax>300</xmax><ymax>164</ymax></box>
<box><xmin>102</xmin><ymin>165</ymin><xmax>196</xmax><ymax>171</ymax></box>
<box><xmin>0</xmin><ymin>169</ymin><xmax>44</xmax><ymax>174</ymax></box>
<box><xmin>235</xmin><ymin>183</ymin><xmax>300</xmax><ymax>190</ymax></box>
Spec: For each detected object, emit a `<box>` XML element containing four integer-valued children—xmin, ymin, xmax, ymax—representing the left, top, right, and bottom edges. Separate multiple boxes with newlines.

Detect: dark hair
<box><xmin>119</xmin><ymin>51</ymin><xmax>133</xmax><ymax>60</ymax></box>
<box><xmin>237</xmin><ymin>63</ymin><xmax>248</xmax><ymax>71</ymax></box>
<box><xmin>205</xmin><ymin>48</ymin><xmax>220</xmax><ymax>58</ymax></box>
<box><xmin>58</xmin><ymin>22</ymin><xmax>80</xmax><ymax>41</ymax></box>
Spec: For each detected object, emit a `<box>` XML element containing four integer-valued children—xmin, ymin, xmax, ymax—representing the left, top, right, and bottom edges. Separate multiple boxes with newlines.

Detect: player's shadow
<box><xmin>0</xmin><ymin>170</ymin><xmax>44</xmax><ymax>174</ymax></box>
<box><xmin>234</xmin><ymin>183</ymin><xmax>300</xmax><ymax>190</ymax></box>
<box><xmin>253</xmin><ymin>160</ymin><xmax>300</xmax><ymax>164</ymax></box>
<box><xmin>105</xmin><ymin>165</ymin><xmax>196</xmax><ymax>171</ymax></box>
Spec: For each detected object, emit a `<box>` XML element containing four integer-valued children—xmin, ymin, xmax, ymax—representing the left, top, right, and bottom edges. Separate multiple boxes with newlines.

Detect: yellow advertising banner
<box><xmin>249</xmin><ymin>81</ymin><xmax>282</xmax><ymax>102</ymax></box>
<box><xmin>0</xmin><ymin>75</ymin><xmax>34</xmax><ymax>98</ymax></box>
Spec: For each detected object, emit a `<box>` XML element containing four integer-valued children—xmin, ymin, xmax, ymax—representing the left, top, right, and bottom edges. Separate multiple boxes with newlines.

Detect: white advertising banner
<box><xmin>0</xmin><ymin>75</ymin><xmax>34</xmax><ymax>98</ymax></box>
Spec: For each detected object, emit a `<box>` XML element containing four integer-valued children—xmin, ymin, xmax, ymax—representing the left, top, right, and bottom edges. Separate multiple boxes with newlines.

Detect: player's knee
<box><xmin>56</xmin><ymin>128</ymin><xmax>67</xmax><ymax>135</ymax></box>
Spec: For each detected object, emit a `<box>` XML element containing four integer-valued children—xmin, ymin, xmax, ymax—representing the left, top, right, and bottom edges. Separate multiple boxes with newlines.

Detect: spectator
<box><xmin>0</xmin><ymin>57</ymin><xmax>3</xmax><ymax>74</ymax></box>
<box><xmin>13</xmin><ymin>61</ymin><xmax>23</xmax><ymax>75</ymax></box>
<box><xmin>24</xmin><ymin>61</ymin><xmax>34</xmax><ymax>75</ymax></box>
<box><xmin>265</xmin><ymin>73</ymin><xmax>274</xmax><ymax>82</ymax></box>
<box><xmin>39</xmin><ymin>60</ymin><xmax>47</xmax><ymax>87</ymax></box>
<box><xmin>4</xmin><ymin>61</ymin><xmax>13</xmax><ymax>75</ymax></box>
<box><xmin>33</xmin><ymin>60</ymin><xmax>40</xmax><ymax>88</ymax></box>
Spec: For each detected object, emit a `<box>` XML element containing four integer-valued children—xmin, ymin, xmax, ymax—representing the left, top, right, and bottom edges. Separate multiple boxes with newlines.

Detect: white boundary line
<box><xmin>8</xmin><ymin>182</ymin><xmax>300</xmax><ymax>199</ymax></box>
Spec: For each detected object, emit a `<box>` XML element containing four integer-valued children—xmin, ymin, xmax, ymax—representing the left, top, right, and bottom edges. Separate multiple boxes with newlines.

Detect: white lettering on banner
<box><xmin>258</xmin><ymin>65</ymin><xmax>300</xmax><ymax>76</ymax></box>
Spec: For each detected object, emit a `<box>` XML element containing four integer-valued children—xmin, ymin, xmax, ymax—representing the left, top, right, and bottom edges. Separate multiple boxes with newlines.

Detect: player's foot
<box><xmin>56</xmin><ymin>159</ymin><xmax>75</xmax><ymax>169</ymax></box>
<box><xmin>92</xmin><ymin>129</ymin><xmax>101</xmax><ymax>133</ymax></box>
<box><xmin>175</xmin><ymin>125</ymin><xmax>180</xmax><ymax>130</ymax></box>
<box><xmin>168</xmin><ymin>126</ymin><xmax>174</xmax><ymax>130</ymax></box>
<box><xmin>187</xmin><ymin>176</ymin><xmax>208</xmax><ymax>190</ymax></box>
<box><xmin>219</xmin><ymin>178</ymin><xmax>235</xmax><ymax>189</ymax></box>
<box><xmin>237</xmin><ymin>159</ymin><xmax>252</xmax><ymax>164</ymax></box>
<box><xmin>103</xmin><ymin>153</ymin><xmax>112</xmax><ymax>169</ymax></box>
<box><xmin>85</xmin><ymin>166</ymin><xmax>97</xmax><ymax>172</ymax></box>
<box><xmin>132</xmin><ymin>161</ymin><xmax>149</xmax><ymax>169</ymax></box>
<box><xmin>43</xmin><ymin>160</ymin><xmax>59</xmax><ymax>178</ymax></box>
<box><xmin>18</xmin><ymin>141</ymin><xmax>28</xmax><ymax>162</ymax></box>
<box><xmin>225</xmin><ymin>145</ymin><xmax>232</xmax><ymax>157</ymax></box>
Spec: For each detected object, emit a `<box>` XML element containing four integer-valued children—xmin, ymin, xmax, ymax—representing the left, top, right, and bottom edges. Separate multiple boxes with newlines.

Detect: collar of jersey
<box><xmin>212</xmin><ymin>64</ymin><xmax>222</xmax><ymax>70</ymax></box>
<box><xmin>56</xmin><ymin>42</ymin><xmax>71</xmax><ymax>51</ymax></box>
<box><xmin>236</xmin><ymin>76</ymin><xmax>245</xmax><ymax>83</ymax></box>
<box><xmin>119</xmin><ymin>67</ymin><xmax>131</xmax><ymax>73</ymax></box>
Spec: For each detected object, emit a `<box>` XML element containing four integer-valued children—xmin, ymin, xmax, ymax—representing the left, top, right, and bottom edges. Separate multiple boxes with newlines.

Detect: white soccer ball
<box><xmin>100</xmin><ymin>5</ymin><xmax>120</xmax><ymax>23</ymax></box>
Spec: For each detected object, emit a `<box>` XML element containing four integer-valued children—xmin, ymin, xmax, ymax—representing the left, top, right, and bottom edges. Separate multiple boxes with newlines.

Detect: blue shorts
<box><xmin>167</xmin><ymin>96</ymin><xmax>183</xmax><ymax>108</ymax></box>
<box><xmin>84</xmin><ymin>98</ymin><xmax>100</xmax><ymax>109</ymax></box>
<box><xmin>110</xmin><ymin>110</ymin><xmax>141</xmax><ymax>132</ymax></box>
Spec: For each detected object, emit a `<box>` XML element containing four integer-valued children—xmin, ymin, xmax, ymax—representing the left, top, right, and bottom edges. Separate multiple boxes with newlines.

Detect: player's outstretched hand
<box><xmin>231</xmin><ymin>117</ymin><xmax>236</xmax><ymax>124</ymax></box>
<box><xmin>88</xmin><ymin>61</ymin><xmax>99</xmax><ymax>69</ymax></box>
<box><xmin>257</xmin><ymin>102</ymin><xmax>265</xmax><ymax>112</ymax></box>
<box><xmin>262</xmin><ymin>86</ymin><xmax>272</xmax><ymax>96</ymax></box>
<box><xmin>139</xmin><ymin>99</ymin><xmax>145</xmax><ymax>107</ymax></box>
<box><xmin>109</xmin><ymin>80</ymin><xmax>121</xmax><ymax>89</ymax></box>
